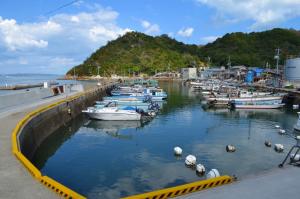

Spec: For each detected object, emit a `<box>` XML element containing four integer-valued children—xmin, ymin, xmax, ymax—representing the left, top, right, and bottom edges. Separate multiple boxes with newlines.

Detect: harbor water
<box><xmin>33</xmin><ymin>81</ymin><xmax>298</xmax><ymax>199</ymax></box>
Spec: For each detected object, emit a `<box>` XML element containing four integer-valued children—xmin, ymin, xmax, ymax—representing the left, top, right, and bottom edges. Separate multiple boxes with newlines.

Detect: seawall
<box><xmin>18</xmin><ymin>86</ymin><xmax>110</xmax><ymax>160</ymax></box>
<box><xmin>12</xmin><ymin>83</ymin><xmax>114</xmax><ymax>198</ymax></box>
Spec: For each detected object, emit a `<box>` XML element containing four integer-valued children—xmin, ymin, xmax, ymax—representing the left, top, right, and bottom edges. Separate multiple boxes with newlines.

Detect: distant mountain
<box><xmin>67</xmin><ymin>32</ymin><xmax>204</xmax><ymax>76</ymax></box>
<box><xmin>67</xmin><ymin>28</ymin><xmax>300</xmax><ymax>76</ymax></box>
<box><xmin>199</xmin><ymin>28</ymin><xmax>300</xmax><ymax>67</ymax></box>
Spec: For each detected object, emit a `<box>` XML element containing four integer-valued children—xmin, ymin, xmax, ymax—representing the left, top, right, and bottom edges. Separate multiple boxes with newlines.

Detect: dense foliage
<box><xmin>68</xmin><ymin>32</ymin><xmax>204</xmax><ymax>76</ymax></box>
<box><xmin>199</xmin><ymin>28</ymin><xmax>300</xmax><ymax>67</ymax></box>
<box><xmin>68</xmin><ymin>28</ymin><xmax>300</xmax><ymax>76</ymax></box>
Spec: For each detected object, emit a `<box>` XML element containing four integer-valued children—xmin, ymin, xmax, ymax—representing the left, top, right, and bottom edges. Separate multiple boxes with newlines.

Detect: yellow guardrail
<box><xmin>122</xmin><ymin>175</ymin><xmax>233</xmax><ymax>199</ymax></box>
<box><xmin>11</xmin><ymin>90</ymin><xmax>90</xmax><ymax>199</ymax></box>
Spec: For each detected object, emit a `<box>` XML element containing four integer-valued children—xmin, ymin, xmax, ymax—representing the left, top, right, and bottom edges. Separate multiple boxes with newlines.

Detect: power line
<box><xmin>44</xmin><ymin>0</ymin><xmax>81</xmax><ymax>16</ymax></box>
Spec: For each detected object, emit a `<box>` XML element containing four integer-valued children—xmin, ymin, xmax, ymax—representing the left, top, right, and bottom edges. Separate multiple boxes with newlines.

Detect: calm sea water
<box><xmin>0</xmin><ymin>74</ymin><xmax>96</xmax><ymax>95</ymax></box>
<box><xmin>33</xmin><ymin>81</ymin><xmax>298</xmax><ymax>199</ymax></box>
<box><xmin>0</xmin><ymin>74</ymin><xmax>63</xmax><ymax>86</ymax></box>
<box><xmin>0</xmin><ymin>74</ymin><xmax>61</xmax><ymax>95</ymax></box>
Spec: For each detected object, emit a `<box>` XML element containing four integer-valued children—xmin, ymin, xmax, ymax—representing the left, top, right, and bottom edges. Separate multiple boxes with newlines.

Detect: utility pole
<box><xmin>274</xmin><ymin>48</ymin><xmax>281</xmax><ymax>87</ymax></box>
<box><xmin>73</xmin><ymin>68</ymin><xmax>76</xmax><ymax>81</ymax></box>
<box><xmin>207</xmin><ymin>56</ymin><xmax>211</xmax><ymax>67</ymax></box>
<box><xmin>227</xmin><ymin>56</ymin><xmax>231</xmax><ymax>69</ymax></box>
<box><xmin>274</xmin><ymin>48</ymin><xmax>280</xmax><ymax>74</ymax></box>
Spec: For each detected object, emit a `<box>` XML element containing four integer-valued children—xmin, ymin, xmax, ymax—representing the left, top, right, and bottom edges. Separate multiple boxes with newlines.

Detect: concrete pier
<box><xmin>178</xmin><ymin>166</ymin><xmax>300</xmax><ymax>199</ymax></box>
<box><xmin>0</xmin><ymin>83</ymin><xmax>112</xmax><ymax>199</ymax></box>
<box><xmin>0</xmin><ymin>95</ymin><xmax>70</xmax><ymax>199</ymax></box>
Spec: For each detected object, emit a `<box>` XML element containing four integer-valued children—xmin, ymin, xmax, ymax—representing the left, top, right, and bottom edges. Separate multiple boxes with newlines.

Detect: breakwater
<box><xmin>12</xmin><ymin>83</ymin><xmax>114</xmax><ymax>198</ymax></box>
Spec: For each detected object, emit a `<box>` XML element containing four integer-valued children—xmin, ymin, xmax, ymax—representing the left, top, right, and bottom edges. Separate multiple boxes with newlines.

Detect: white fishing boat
<box><xmin>294</xmin><ymin>112</ymin><xmax>300</xmax><ymax>131</ymax></box>
<box><xmin>208</xmin><ymin>96</ymin><xmax>283</xmax><ymax>103</ymax></box>
<box><xmin>82</xmin><ymin>107</ymin><xmax>141</xmax><ymax>121</ymax></box>
<box><xmin>229</xmin><ymin>97</ymin><xmax>285</xmax><ymax>109</ymax></box>
<box><xmin>230</xmin><ymin>102</ymin><xmax>285</xmax><ymax>109</ymax></box>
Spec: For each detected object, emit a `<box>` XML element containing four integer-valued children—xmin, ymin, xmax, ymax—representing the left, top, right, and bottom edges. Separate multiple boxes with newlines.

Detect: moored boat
<box><xmin>294</xmin><ymin>112</ymin><xmax>300</xmax><ymax>131</ymax></box>
<box><xmin>82</xmin><ymin>107</ymin><xmax>142</xmax><ymax>121</ymax></box>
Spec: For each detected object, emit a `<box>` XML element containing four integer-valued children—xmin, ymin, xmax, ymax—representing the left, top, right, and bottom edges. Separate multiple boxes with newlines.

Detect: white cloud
<box><xmin>196</xmin><ymin>0</ymin><xmax>300</xmax><ymax>29</ymax></box>
<box><xmin>177</xmin><ymin>27</ymin><xmax>194</xmax><ymax>37</ymax></box>
<box><xmin>0</xmin><ymin>17</ymin><xmax>61</xmax><ymax>51</ymax></box>
<box><xmin>0</xmin><ymin>7</ymin><xmax>131</xmax><ymax>74</ymax></box>
<box><xmin>200</xmin><ymin>35</ymin><xmax>220</xmax><ymax>44</ymax></box>
<box><xmin>140</xmin><ymin>20</ymin><xmax>160</xmax><ymax>34</ymax></box>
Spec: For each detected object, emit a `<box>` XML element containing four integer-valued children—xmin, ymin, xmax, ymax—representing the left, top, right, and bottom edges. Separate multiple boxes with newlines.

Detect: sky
<box><xmin>0</xmin><ymin>0</ymin><xmax>300</xmax><ymax>74</ymax></box>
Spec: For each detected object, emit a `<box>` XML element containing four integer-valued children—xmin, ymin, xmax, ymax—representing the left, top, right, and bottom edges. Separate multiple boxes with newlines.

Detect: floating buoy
<box><xmin>275</xmin><ymin>125</ymin><xmax>280</xmax><ymax>129</ymax></box>
<box><xmin>149</xmin><ymin>112</ymin><xmax>156</xmax><ymax>117</ymax></box>
<box><xmin>196</xmin><ymin>164</ymin><xmax>205</xmax><ymax>175</ymax></box>
<box><xmin>207</xmin><ymin>169</ymin><xmax>220</xmax><ymax>179</ymax></box>
<box><xmin>174</xmin><ymin>146</ymin><xmax>183</xmax><ymax>156</ymax></box>
<box><xmin>185</xmin><ymin>155</ymin><xmax>196</xmax><ymax>166</ymax></box>
<box><xmin>226</xmin><ymin>145</ymin><xmax>236</xmax><ymax>152</ymax></box>
<box><xmin>290</xmin><ymin>154</ymin><xmax>300</xmax><ymax>161</ymax></box>
<box><xmin>264</xmin><ymin>141</ymin><xmax>272</xmax><ymax>147</ymax></box>
<box><xmin>293</xmin><ymin>105</ymin><xmax>299</xmax><ymax>110</ymax></box>
<box><xmin>274</xmin><ymin>144</ymin><xmax>284</xmax><ymax>152</ymax></box>
<box><xmin>278</xmin><ymin>129</ymin><xmax>286</xmax><ymax>135</ymax></box>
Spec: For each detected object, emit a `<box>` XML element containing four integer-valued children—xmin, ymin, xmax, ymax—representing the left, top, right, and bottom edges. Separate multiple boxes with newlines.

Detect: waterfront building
<box><xmin>181</xmin><ymin>67</ymin><xmax>198</xmax><ymax>79</ymax></box>
<box><xmin>285</xmin><ymin>57</ymin><xmax>300</xmax><ymax>86</ymax></box>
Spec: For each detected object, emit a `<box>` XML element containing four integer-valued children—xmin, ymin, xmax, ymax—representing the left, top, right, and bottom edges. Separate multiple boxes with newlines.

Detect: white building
<box><xmin>181</xmin><ymin>68</ymin><xmax>198</xmax><ymax>79</ymax></box>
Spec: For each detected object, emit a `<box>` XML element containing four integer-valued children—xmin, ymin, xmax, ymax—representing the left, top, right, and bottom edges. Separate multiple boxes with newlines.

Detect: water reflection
<box><xmin>32</xmin><ymin>81</ymin><xmax>298</xmax><ymax>199</ymax></box>
<box><xmin>83</xmin><ymin>120</ymin><xmax>142</xmax><ymax>140</ymax></box>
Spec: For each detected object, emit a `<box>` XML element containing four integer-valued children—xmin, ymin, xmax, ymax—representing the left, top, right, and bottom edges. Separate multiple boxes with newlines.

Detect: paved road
<box><xmin>0</xmin><ymin>92</ymin><xmax>80</xmax><ymax>199</ymax></box>
<box><xmin>178</xmin><ymin>165</ymin><xmax>300</xmax><ymax>199</ymax></box>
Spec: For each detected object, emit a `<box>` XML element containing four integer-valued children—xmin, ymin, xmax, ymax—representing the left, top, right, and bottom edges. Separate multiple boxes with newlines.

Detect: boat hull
<box><xmin>85</xmin><ymin>112</ymin><xmax>141</xmax><ymax>121</ymax></box>
<box><xmin>233</xmin><ymin>104</ymin><xmax>285</xmax><ymax>109</ymax></box>
<box><xmin>83</xmin><ymin>108</ymin><xmax>141</xmax><ymax>121</ymax></box>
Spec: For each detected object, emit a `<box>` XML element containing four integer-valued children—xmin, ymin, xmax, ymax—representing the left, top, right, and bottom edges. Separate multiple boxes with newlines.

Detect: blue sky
<box><xmin>0</xmin><ymin>0</ymin><xmax>300</xmax><ymax>74</ymax></box>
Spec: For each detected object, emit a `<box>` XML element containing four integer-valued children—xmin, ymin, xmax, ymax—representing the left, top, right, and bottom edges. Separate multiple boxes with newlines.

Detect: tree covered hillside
<box><xmin>199</xmin><ymin>28</ymin><xmax>300</xmax><ymax>67</ymax></box>
<box><xmin>67</xmin><ymin>28</ymin><xmax>300</xmax><ymax>76</ymax></box>
<box><xmin>68</xmin><ymin>32</ymin><xmax>204</xmax><ymax>76</ymax></box>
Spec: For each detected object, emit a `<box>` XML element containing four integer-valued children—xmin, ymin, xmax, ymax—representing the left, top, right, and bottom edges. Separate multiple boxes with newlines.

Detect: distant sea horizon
<box><xmin>0</xmin><ymin>73</ymin><xmax>65</xmax><ymax>87</ymax></box>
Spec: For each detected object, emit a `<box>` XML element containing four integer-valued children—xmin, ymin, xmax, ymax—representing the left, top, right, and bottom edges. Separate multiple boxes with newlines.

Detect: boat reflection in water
<box><xmin>84</xmin><ymin>120</ymin><xmax>142</xmax><ymax>139</ymax></box>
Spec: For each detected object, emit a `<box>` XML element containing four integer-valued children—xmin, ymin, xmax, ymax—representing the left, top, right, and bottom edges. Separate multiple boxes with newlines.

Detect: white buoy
<box><xmin>226</xmin><ymin>145</ymin><xmax>236</xmax><ymax>152</ymax></box>
<box><xmin>278</xmin><ymin>129</ymin><xmax>286</xmax><ymax>135</ymax></box>
<box><xmin>196</xmin><ymin>164</ymin><xmax>205</xmax><ymax>174</ymax></box>
<box><xmin>207</xmin><ymin>169</ymin><xmax>220</xmax><ymax>179</ymax></box>
<box><xmin>174</xmin><ymin>146</ymin><xmax>183</xmax><ymax>156</ymax></box>
<box><xmin>264</xmin><ymin>141</ymin><xmax>272</xmax><ymax>147</ymax></box>
<box><xmin>274</xmin><ymin>144</ymin><xmax>284</xmax><ymax>152</ymax></box>
<box><xmin>275</xmin><ymin>125</ymin><xmax>280</xmax><ymax>129</ymax></box>
<box><xmin>149</xmin><ymin>112</ymin><xmax>156</xmax><ymax>116</ymax></box>
<box><xmin>293</xmin><ymin>105</ymin><xmax>299</xmax><ymax>110</ymax></box>
<box><xmin>290</xmin><ymin>154</ymin><xmax>300</xmax><ymax>161</ymax></box>
<box><xmin>185</xmin><ymin>155</ymin><xmax>196</xmax><ymax>166</ymax></box>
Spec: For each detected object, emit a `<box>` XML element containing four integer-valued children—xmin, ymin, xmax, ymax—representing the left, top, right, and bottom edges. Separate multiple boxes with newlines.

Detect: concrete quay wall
<box><xmin>18</xmin><ymin>85</ymin><xmax>110</xmax><ymax>161</ymax></box>
<box><xmin>12</xmin><ymin>84</ymin><xmax>113</xmax><ymax>198</ymax></box>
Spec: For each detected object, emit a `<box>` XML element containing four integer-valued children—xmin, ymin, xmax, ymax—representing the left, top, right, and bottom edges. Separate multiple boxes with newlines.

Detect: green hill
<box><xmin>68</xmin><ymin>32</ymin><xmax>204</xmax><ymax>76</ymax></box>
<box><xmin>68</xmin><ymin>28</ymin><xmax>300</xmax><ymax>76</ymax></box>
<box><xmin>199</xmin><ymin>28</ymin><xmax>300</xmax><ymax>67</ymax></box>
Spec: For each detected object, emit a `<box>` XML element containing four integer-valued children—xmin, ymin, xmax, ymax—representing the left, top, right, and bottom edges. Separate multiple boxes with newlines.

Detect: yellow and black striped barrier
<box><xmin>122</xmin><ymin>175</ymin><xmax>233</xmax><ymax>199</ymax></box>
<box><xmin>11</xmin><ymin>91</ymin><xmax>89</xmax><ymax>199</ymax></box>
